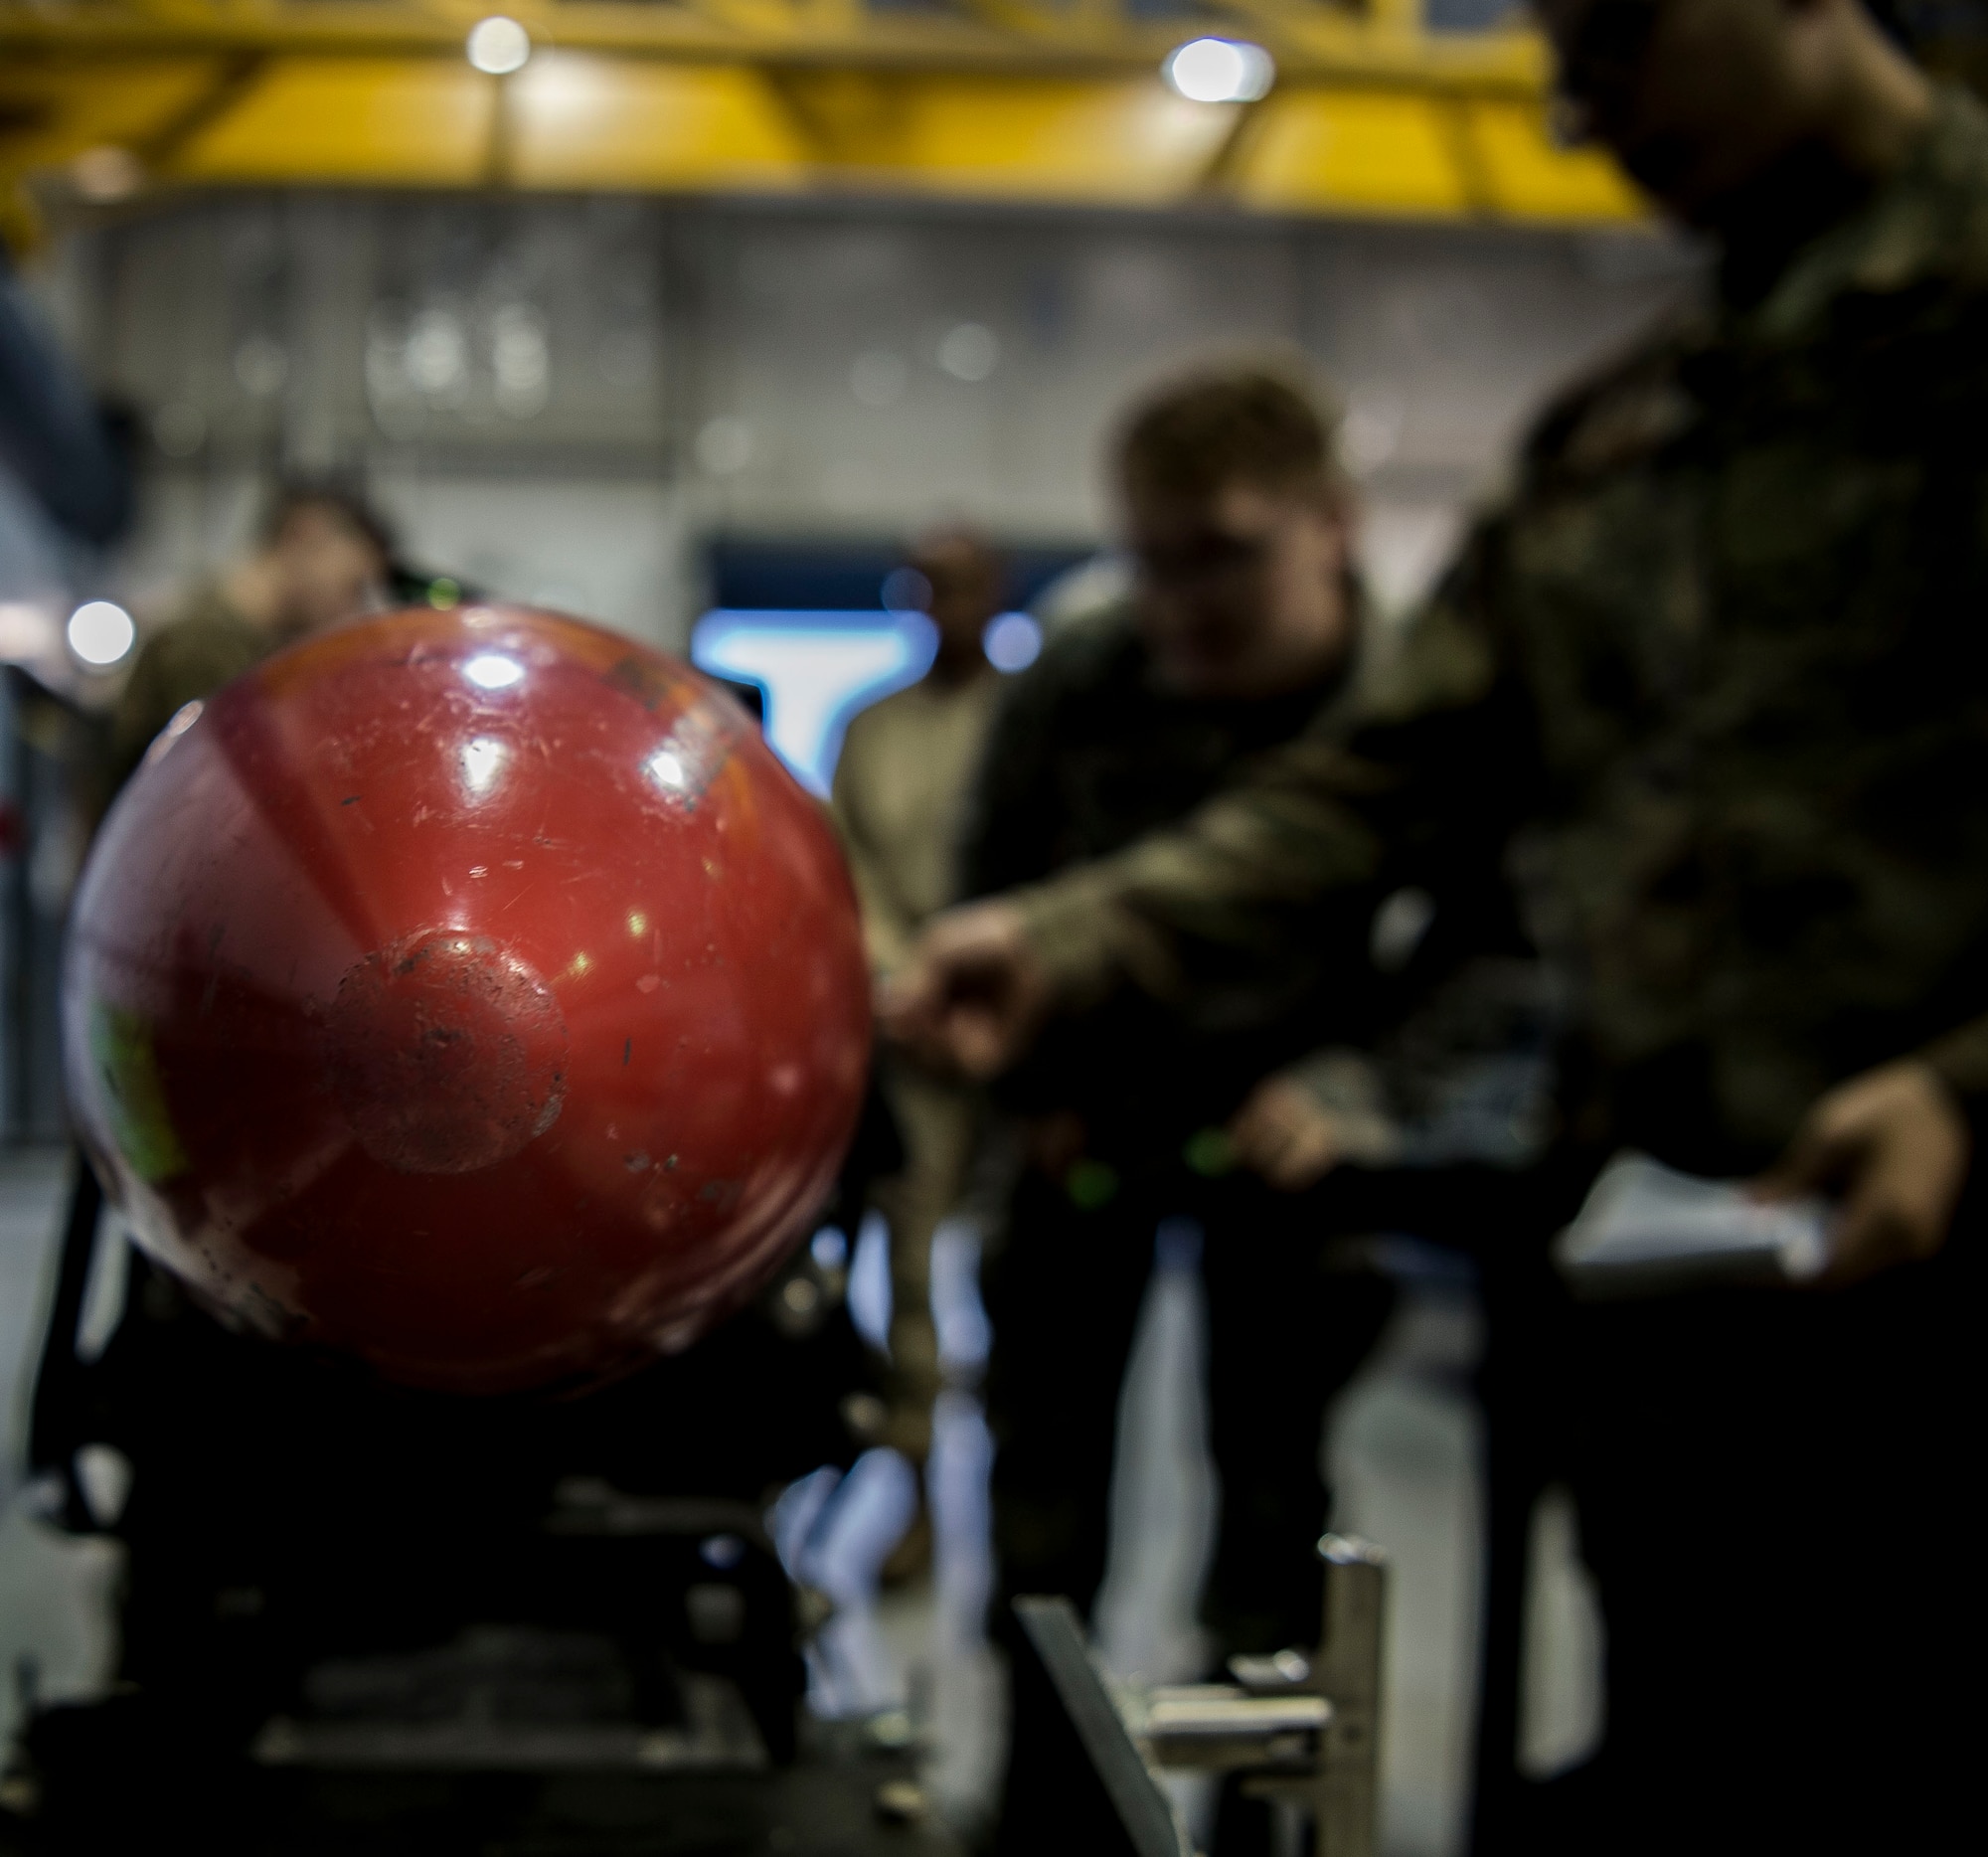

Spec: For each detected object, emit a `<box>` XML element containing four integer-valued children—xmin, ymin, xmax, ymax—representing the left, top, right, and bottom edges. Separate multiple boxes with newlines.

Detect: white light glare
<box><xmin>460</xmin><ymin>736</ymin><xmax>509</xmax><ymax>795</ymax></box>
<box><xmin>467</xmin><ymin>16</ymin><xmax>532</xmax><ymax>76</ymax></box>
<box><xmin>68</xmin><ymin>599</ymin><xmax>136</xmax><ymax>667</ymax></box>
<box><xmin>1165</xmin><ymin>38</ymin><xmax>1275</xmax><ymax>104</ymax></box>
<box><xmin>983</xmin><ymin>611</ymin><xmax>1043</xmax><ymax>674</ymax></box>
<box><xmin>463</xmin><ymin>653</ymin><xmax>525</xmax><ymax>690</ymax></box>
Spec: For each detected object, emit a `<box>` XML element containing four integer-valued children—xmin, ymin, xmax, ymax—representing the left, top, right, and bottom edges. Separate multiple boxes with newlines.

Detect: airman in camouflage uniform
<box><xmin>957</xmin><ymin>383</ymin><xmax>1391</xmax><ymax>1681</ymax></box>
<box><xmin>1022</xmin><ymin>85</ymin><xmax>1988</xmax><ymax>1164</ymax></box>
<box><xmin>110</xmin><ymin>487</ymin><xmax>394</xmax><ymax>790</ymax></box>
<box><xmin>890</xmin><ymin>3</ymin><xmax>1982</xmax><ymax>1847</ymax></box>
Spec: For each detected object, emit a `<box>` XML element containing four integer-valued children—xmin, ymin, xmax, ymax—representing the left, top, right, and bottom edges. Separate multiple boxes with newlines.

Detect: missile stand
<box><xmin>1006</xmin><ymin>1534</ymin><xmax>1388</xmax><ymax>1857</ymax></box>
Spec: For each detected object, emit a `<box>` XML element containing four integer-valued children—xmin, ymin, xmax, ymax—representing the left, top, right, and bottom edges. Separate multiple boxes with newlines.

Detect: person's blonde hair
<box><xmin>1116</xmin><ymin>366</ymin><xmax>1344</xmax><ymax>502</ymax></box>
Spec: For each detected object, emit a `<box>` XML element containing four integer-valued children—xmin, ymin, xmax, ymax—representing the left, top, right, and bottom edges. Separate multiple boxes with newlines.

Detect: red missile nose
<box><xmin>64</xmin><ymin>606</ymin><xmax>871</xmax><ymax>1394</ymax></box>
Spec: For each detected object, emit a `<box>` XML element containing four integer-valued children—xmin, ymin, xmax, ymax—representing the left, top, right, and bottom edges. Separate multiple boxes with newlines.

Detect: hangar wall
<box><xmin>48</xmin><ymin>193</ymin><xmax>1704</xmax><ymax>645</ymax></box>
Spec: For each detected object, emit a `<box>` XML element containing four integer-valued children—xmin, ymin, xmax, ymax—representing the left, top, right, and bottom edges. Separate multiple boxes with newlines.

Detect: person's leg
<box><xmin>1200</xmin><ymin>1181</ymin><xmax>1397</xmax><ymax>1658</ymax></box>
<box><xmin>983</xmin><ymin>1170</ymin><xmax>1155</xmax><ymax>1624</ymax></box>
<box><xmin>1468</xmin><ymin>1247</ymin><xmax>1574</xmax><ymax>1857</ymax></box>
<box><xmin>1562</xmin><ymin>1238</ymin><xmax>1982</xmax><ymax>1855</ymax></box>
<box><xmin>870</xmin><ymin>1062</ymin><xmax>979</xmax><ymax>1467</ymax></box>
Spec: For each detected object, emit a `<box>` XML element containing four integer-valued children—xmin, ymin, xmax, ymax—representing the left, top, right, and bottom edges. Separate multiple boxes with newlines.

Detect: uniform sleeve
<box><xmin>108</xmin><ymin>635</ymin><xmax>173</xmax><ymax>789</ymax></box>
<box><xmin>1270</xmin><ymin>1044</ymin><xmax>1404</xmax><ymax>1165</ymax></box>
<box><xmin>107</xmin><ymin>622</ymin><xmax>244</xmax><ymax>793</ymax></box>
<box><xmin>829</xmin><ymin>713</ymin><xmax>916</xmax><ymax>979</ymax></box>
<box><xmin>1010</xmin><ymin>531</ymin><xmax>1533</xmax><ymax>1016</ymax></box>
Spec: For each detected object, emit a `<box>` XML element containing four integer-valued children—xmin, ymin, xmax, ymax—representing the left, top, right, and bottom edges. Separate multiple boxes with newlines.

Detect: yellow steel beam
<box><xmin>172</xmin><ymin>58</ymin><xmax>498</xmax><ymax>186</ymax></box>
<box><xmin>0</xmin><ymin>2</ymin><xmax>1647</xmax><ymax>236</ymax></box>
<box><xmin>504</xmin><ymin>58</ymin><xmax>810</xmax><ymax>192</ymax></box>
<box><xmin>0</xmin><ymin>57</ymin><xmax>226</xmax><ymax>170</ymax></box>
<box><xmin>0</xmin><ymin>0</ymin><xmax>1550</xmax><ymax>93</ymax></box>
<box><xmin>761</xmin><ymin>67</ymin><xmax>1242</xmax><ymax>204</ymax></box>
<box><xmin>1238</xmin><ymin>85</ymin><xmax>1473</xmax><ymax>218</ymax></box>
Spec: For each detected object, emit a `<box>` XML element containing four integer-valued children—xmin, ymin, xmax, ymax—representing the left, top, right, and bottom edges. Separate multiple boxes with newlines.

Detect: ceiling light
<box><xmin>71</xmin><ymin>145</ymin><xmax>144</xmax><ymax>204</ymax></box>
<box><xmin>467</xmin><ymin>17</ymin><xmax>532</xmax><ymax>77</ymax></box>
<box><xmin>68</xmin><ymin>600</ymin><xmax>136</xmax><ymax>668</ymax></box>
<box><xmin>1164</xmin><ymin>38</ymin><xmax>1275</xmax><ymax>105</ymax></box>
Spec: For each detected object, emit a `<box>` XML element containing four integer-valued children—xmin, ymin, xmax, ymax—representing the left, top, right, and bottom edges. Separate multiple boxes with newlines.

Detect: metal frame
<box><xmin>1013</xmin><ymin>1533</ymin><xmax>1388</xmax><ymax>1857</ymax></box>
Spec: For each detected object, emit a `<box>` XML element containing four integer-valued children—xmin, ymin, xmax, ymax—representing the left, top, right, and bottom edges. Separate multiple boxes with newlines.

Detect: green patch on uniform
<box><xmin>1182</xmin><ymin>1127</ymin><xmax>1236</xmax><ymax>1178</ymax></box>
<box><xmin>1065</xmin><ymin>1158</ymin><xmax>1119</xmax><ymax>1211</ymax></box>
<box><xmin>89</xmin><ymin>1003</ymin><xmax>190</xmax><ymax>1183</ymax></box>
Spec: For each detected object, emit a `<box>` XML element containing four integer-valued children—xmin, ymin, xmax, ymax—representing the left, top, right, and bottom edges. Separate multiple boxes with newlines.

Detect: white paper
<box><xmin>1554</xmin><ymin>1151</ymin><xmax>1831</xmax><ymax>1292</ymax></box>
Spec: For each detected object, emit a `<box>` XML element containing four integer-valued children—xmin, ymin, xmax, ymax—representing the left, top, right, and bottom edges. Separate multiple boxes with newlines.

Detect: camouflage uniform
<box><xmin>109</xmin><ymin>589</ymin><xmax>274</xmax><ymax>792</ymax></box>
<box><xmin>1002</xmin><ymin>87</ymin><xmax>1988</xmax><ymax>1853</ymax></box>
<box><xmin>965</xmin><ymin>600</ymin><xmax>1395</xmax><ymax>1152</ymax></box>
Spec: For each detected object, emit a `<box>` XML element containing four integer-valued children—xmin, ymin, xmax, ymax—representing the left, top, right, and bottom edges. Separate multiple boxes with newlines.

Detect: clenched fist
<box><xmin>1228</xmin><ymin>1076</ymin><xmax>1360</xmax><ymax>1192</ymax></box>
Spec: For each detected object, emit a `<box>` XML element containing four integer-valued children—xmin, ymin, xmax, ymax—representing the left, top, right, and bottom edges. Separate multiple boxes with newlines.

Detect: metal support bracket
<box><xmin>1123</xmin><ymin>1533</ymin><xmax>1388</xmax><ymax>1857</ymax></box>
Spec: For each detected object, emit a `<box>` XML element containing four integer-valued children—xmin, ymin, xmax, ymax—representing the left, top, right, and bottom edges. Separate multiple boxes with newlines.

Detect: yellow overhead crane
<box><xmin>0</xmin><ymin>0</ymin><xmax>1647</xmax><ymax>245</ymax></box>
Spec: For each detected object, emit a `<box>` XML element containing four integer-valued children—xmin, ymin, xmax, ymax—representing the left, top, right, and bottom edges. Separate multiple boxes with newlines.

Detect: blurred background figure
<box><xmin>0</xmin><ymin>242</ymin><xmax>134</xmax><ymax>1149</ymax></box>
<box><xmin>108</xmin><ymin>484</ymin><xmax>393</xmax><ymax>789</ymax></box>
<box><xmin>0</xmin><ymin>246</ymin><xmax>131</xmax><ymax>587</ymax></box>
<box><xmin>962</xmin><ymin>366</ymin><xmax>1405</xmax><ymax>1850</ymax></box>
<box><xmin>831</xmin><ymin>528</ymin><xmax>1006</xmax><ymax>1561</ymax></box>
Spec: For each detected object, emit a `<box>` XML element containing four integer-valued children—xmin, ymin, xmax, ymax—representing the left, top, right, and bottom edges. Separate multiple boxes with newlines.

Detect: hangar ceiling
<box><xmin>0</xmin><ymin>1</ymin><xmax>1648</xmax><ymax>242</ymax></box>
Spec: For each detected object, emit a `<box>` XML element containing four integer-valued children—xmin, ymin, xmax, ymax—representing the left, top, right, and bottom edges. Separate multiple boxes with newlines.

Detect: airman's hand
<box><xmin>876</xmin><ymin>900</ymin><xmax>1051</xmax><ymax>1081</ymax></box>
<box><xmin>1753</xmin><ymin>1059</ymin><xmax>1971</xmax><ymax>1286</ymax></box>
<box><xmin>1227</xmin><ymin>1076</ymin><xmax>1351</xmax><ymax>1193</ymax></box>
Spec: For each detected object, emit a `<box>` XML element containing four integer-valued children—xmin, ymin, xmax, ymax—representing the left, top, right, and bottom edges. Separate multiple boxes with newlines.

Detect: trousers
<box><xmin>982</xmin><ymin>1164</ymin><xmax>1395</xmax><ymax>1659</ymax></box>
<box><xmin>1467</xmin><ymin>1172</ymin><xmax>1984</xmax><ymax>1855</ymax></box>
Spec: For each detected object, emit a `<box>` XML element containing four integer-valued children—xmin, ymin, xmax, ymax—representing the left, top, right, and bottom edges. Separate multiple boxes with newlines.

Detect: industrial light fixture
<box><xmin>71</xmin><ymin>145</ymin><xmax>145</xmax><ymax>204</ymax></box>
<box><xmin>1164</xmin><ymin>38</ymin><xmax>1275</xmax><ymax>104</ymax></box>
<box><xmin>466</xmin><ymin>16</ymin><xmax>532</xmax><ymax>77</ymax></box>
<box><xmin>68</xmin><ymin>599</ymin><xmax>136</xmax><ymax>668</ymax></box>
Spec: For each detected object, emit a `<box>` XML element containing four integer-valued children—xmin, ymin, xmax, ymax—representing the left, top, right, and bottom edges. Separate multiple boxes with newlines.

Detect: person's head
<box><xmin>1116</xmin><ymin>366</ymin><xmax>1355</xmax><ymax>701</ymax></box>
<box><xmin>258</xmin><ymin>485</ymin><xmax>394</xmax><ymax>639</ymax></box>
<box><xmin>1536</xmin><ymin>0</ymin><xmax>1932</xmax><ymax>227</ymax></box>
<box><xmin>907</xmin><ymin>528</ymin><xmax>1005</xmax><ymax>677</ymax></box>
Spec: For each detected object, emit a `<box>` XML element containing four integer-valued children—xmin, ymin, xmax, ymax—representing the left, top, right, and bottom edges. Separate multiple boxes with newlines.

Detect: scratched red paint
<box><xmin>64</xmin><ymin>605</ymin><xmax>871</xmax><ymax>1394</ymax></box>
